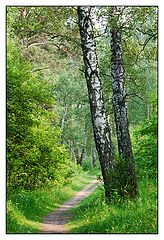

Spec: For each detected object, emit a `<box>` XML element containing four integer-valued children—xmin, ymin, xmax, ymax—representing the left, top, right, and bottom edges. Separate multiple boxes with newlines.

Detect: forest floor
<box><xmin>40</xmin><ymin>179</ymin><xmax>98</xmax><ymax>233</ymax></box>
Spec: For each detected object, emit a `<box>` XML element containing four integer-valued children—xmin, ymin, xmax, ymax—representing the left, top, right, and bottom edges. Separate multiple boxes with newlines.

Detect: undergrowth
<box><xmin>7</xmin><ymin>171</ymin><xmax>94</xmax><ymax>233</ymax></box>
<box><xmin>67</xmin><ymin>178</ymin><xmax>157</xmax><ymax>233</ymax></box>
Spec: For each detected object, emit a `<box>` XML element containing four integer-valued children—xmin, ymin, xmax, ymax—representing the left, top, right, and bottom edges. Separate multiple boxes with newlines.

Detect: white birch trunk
<box><xmin>77</xmin><ymin>6</ymin><xmax>116</xmax><ymax>200</ymax></box>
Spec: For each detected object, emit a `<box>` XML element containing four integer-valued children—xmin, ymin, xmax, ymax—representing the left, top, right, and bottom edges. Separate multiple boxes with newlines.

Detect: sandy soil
<box><xmin>40</xmin><ymin>179</ymin><xmax>98</xmax><ymax>233</ymax></box>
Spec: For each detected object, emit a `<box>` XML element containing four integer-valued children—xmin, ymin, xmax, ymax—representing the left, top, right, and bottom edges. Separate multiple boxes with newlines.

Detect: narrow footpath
<box><xmin>40</xmin><ymin>179</ymin><xmax>98</xmax><ymax>233</ymax></box>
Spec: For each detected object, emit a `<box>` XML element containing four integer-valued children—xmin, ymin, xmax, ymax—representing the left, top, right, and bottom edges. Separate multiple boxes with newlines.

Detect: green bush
<box><xmin>132</xmin><ymin>111</ymin><xmax>157</xmax><ymax>180</ymax></box>
<box><xmin>82</xmin><ymin>157</ymin><xmax>93</xmax><ymax>171</ymax></box>
<box><xmin>7</xmin><ymin>39</ymin><xmax>78</xmax><ymax>189</ymax></box>
<box><xmin>107</xmin><ymin>157</ymin><xmax>136</xmax><ymax>199</ymax></box>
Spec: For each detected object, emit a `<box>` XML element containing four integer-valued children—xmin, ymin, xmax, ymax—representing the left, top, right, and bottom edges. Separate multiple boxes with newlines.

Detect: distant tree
<box><xmin>91</xmin><ymin>145</ymin><xmax>96</xmax><ymax>167</ymax></box>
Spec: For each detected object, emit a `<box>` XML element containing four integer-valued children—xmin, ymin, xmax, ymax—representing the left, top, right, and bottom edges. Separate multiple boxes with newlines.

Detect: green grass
<box><xmin>7</xmin><ymin>167</ymin><xmax>157</xmax><ymax>234</ymax></box>
<box><xmin>88</xmin><ymin>166</ymin><xmax>101</xmax><ymax>177</ymax></box>
<box><xmin>7</xmin><ymin>171</ymin><xmax>94</xmax><ymax>233</ymax></box>
<box><xmin>67</xmin><ymin>178</ymin><xmax>157</xmax><ymax>233</ymax></box>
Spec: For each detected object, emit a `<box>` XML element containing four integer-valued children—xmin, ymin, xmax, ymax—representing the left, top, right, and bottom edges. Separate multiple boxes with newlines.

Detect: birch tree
<box><xmin>110</xmin><ymin>7</ymin><xmax>138</xmax><ymax>197</ymax></box>
<box><xmin>77</xmin><ymin>6</ymin><xmax>116</xmax><ymax>200</ymax></box>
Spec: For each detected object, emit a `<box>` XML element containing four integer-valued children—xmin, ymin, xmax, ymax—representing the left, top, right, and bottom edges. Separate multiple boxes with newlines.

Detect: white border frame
<box><xmin>1</xmin><ymin>1</ymin><xmax>163</xmax><ymax>240</ymax></box>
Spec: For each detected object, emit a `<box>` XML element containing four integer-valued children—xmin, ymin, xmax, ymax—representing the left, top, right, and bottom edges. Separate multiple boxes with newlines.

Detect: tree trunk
<box><xmin>72</xmin><ymin>141</ymin><xmax>80</xmax><ymax>164</ymax></box>
<box><xmin>68</xmin><ymin>140</ymin><xmax>76</xmax><ymax>162</ymax></box>
<box><xmin>110</xmin><ymin>21</ymin><xmax>138</xmax><ymax>197</ymax></box>
<box><xmin>79</xmin><ymin>124</ymin><xmax>88</xmax><ymax>165</ymax></box>
<box><xmin>79</xmin><ymin>147</ymin><xmax>86</xmax><ymax>165</ymax></box>
<box><xmin>61</xmin><ymin>105</ymin><xmax>67</xmax><ymax>131</ymax></box>
<box><xmin>91</xmin><ymin>145</ymin><xmax>96</xmax><ymax>167</ymax></box>
<box><xmin>77</xmin><ymin>6</ymin><xmax>116</xmax><ymax>201</ymax></box>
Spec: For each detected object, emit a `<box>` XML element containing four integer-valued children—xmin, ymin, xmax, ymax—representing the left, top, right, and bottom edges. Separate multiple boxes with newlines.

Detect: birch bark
<box><xmin>77</xmin><ymin>6</ymin><xmax>116</xmax><ymax>200</ymax></box>
<box><xmin>110</xmin><ymin>7</ymin><xmax>138</xmax><ymax>197</ymax></box>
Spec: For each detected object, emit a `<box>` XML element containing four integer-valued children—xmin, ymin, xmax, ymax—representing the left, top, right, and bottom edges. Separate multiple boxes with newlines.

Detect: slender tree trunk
<box><xmin>68</xmin><ymin>140</ymin><xmax>76</xmax><ymax>162</ymax></box>
<box><xmin>91</xmin><ymin>145</ymin><xmax>96</xmax><ymax>167</ymax></box>
<box><xmin>110</xmin><ymin>19</ymin><xmax>138</xmax><ymax>197</ymax></box>
<box><xmin>77</xmin><ymin>6</ymin><xmax>116</xmax><ymax>200</ymax></box>
<box><xmin>79</xmin><ymin>147</ymin><xmax>86</xmax><ymax>165</ymax></box>
<box><xmin>72</xmin><ymin>141</ymin><xmax>80</xmax><ymax>164</ymax></box>
<box><xmin>61</xmin><ymin>105</ymin><xmax>67</xmax><ymax>131</ymax></box>
<box><xmin>74</xmin><ymin>148</ymin><xmax>80</xmax><ymax>165</ymax></box>
<box><xmin>59</xmin><ymin>103</ymin><xmax>68</xmax><ymax>144</ymax></box>
<box><xmin>79</xmin><ymin>134</ymin><xmax>87</xmax><ymax>166</ymax></box>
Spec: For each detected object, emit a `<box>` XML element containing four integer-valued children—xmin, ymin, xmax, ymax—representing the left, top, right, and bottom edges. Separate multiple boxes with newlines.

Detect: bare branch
<box><xmin>125</xmin><ymin>92</ymin><xmax>144</xmax><ymax>101</ymax></box>
<box><xmin>32</xmin><ymin>67</ymin><xmax>50</xmax><ymax>73</ymax></box>
<box><xmin>79</xmin><ymin>68</ymin><xmax>85</xmax><ymax>74</ymax></box>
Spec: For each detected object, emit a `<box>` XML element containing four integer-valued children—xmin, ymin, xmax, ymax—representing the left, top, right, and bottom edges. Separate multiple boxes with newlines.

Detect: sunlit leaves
<box><xmin>7</xmin><ymin>37</ymin><xmax>77</xmax><ymax>189</ymax></box>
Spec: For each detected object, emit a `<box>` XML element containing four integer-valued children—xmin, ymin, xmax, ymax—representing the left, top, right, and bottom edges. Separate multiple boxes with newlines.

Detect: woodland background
<box><xmin>6</xmin><ymin>6</ymin><xmax>157</xmax><ymax>233</ymax></box>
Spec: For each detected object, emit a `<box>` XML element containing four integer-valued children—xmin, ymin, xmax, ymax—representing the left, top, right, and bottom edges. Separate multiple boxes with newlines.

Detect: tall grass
<box><xmin>7</xmin><ymin>172</ymin><xmax>94</xmax><ymax>233</ymax></box>
<box><xmin>67</xmin><ymin>178</ymin><xmax>157</xmax><ymax>233</ymax></box>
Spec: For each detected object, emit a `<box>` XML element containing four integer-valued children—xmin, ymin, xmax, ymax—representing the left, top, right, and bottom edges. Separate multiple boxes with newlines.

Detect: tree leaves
<box><xmin>7</xmin><ymin>36</ymin><xmax>77</xmax><ymax>189</ymax></box>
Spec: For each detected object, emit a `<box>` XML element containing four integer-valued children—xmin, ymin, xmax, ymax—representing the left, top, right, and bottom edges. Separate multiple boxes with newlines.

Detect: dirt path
<box><xmin>40</xmin><ymin>179</ymin><xmax>98</xmax><ymax>233</ymax></box>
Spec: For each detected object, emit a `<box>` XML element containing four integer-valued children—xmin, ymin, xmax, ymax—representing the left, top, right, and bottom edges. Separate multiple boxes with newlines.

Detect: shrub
<box><xmin>7</xmin><ymin>39</ymin><xmax>78</xmax><ymax>189</ymax></box>
<box><xmin>131</xmin><ymin>97</ymin><xmax>157</xmax><ymax>180</ymax></box>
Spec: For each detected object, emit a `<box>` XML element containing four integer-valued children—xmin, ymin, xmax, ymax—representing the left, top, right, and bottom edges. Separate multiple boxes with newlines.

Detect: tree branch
<box><xmin>32</xmin><ymin>67</ymin><xmax>50</xmax><ymax>72</ymax></box>
<box><xmin>125</xmin><ymin>92</ymin><xmax>144</xmax><ymax>101</ymax></box>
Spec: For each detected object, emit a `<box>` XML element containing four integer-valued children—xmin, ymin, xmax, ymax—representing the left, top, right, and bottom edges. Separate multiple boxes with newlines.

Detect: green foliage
<box><xmin>7</xmin><ymin>38</ymin><xmax>78</xmax><ymax>189</ymax></box>
<box><xmin>107</xmin><ymin>157</ymin><xmax>136</xmax><ymax>199</ymax></box>
<box><xmin>6</xmin><ymin>7</ymin><xmax>158</xmax><ymax>234</ymax></box>
<box><xmin>131</xmin><ymin>96</ymin><xmax>157</xmax><ymax>179</ymax></box>
<box><xmin>7</xmin><ymin>6</ymin><xmax>96</xmax><ymax>165</ymax></box>
<box><xmin>7</xmin><ymin>172</ymin><xmax>94</xmax><ymax>233</ymax></box>
<box><xmin>67</xmin><ymin>178</ymin><xmax>157</xmax><ymax>233</ymax></box>
<box><xmin>9</xmin><ymin>6</ymin><xmax>80</xmax><ymax>58</ymax></box>
<box><xmin>96</xmin><ymin>6</ymin><xmax>157</xmax><ymax>126</ymax></box>
<box><xmin>82</xmin><ymin>156</ymin><xmax>93</xmax><ymax>171</ymax></box>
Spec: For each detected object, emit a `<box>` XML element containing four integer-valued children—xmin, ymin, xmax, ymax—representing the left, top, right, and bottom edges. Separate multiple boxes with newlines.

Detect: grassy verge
<box><xmin>67</xmin><ymin>178</ymin><xmax>157</xmax><ymax>233</ymax></box>
<box><xmin>7</xmin><ymin>171</ymin><xmax>94</xmax><ymax>233</ymax></box>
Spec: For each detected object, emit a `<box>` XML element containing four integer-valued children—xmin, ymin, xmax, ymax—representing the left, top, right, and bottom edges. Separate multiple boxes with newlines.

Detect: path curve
<box><xmin>40</xmin><ymin>179</ymin><xmax>98</xmax><ymax>233</ymax></box>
